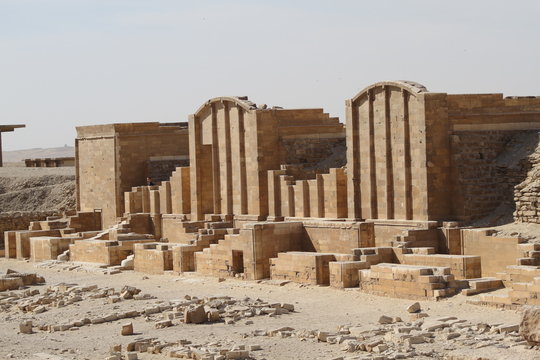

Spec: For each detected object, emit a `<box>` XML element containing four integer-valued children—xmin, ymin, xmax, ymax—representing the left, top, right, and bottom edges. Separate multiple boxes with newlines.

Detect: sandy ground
<box><xmin>1</xmin><ymin>259</ymin><xmax>539</xmax><ymax>360</ymax></box>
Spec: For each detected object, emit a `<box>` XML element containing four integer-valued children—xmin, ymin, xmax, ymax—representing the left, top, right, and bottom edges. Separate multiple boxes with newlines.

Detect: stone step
<box><xmin>205</xmin><ymin>221</ymin><xmax>234</xmax><ymax>230</ymax></box>
<box><xmin>518</xmin><ymin>257</ymin><xmax>540</xmax><ymax>266</ymax></box>
<box><xmin>461</xmin><ymin>277</ymin><xmax>504</xmax><ymax>296</ymax></box>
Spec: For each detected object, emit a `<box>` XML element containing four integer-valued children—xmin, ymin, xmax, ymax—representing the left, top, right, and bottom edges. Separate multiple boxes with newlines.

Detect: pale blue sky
<box><xmin>1</xmin><ymin>0</ymin><xmax>539</xmax><ymax>150</ymax></box>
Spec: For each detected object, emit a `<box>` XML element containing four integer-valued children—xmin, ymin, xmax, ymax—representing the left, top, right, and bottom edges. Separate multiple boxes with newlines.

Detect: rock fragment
<box><xmin>19</xmin><ymin>320</ymin><xmax>33</xmax><ymax>334</ymax></box>
<box><xmin>520</xmin><ymin>306</ymin><xmax>540</xmax><ymax>345</ymax></box>
<box><xmin>407</xmin><ymin>302</ymin><xmax>421</xmax><ymax>313</ymax></box>
<box><xmin>121</xmin><ymin>322</ymin><xmax>133</xmax><ymax>336</ymax></box>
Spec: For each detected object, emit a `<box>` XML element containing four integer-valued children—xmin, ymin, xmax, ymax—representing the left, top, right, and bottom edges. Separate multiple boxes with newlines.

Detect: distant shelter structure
<box><xmin>0</xmin><ymin>124</ymin><xmax>25</xmax><ymax>166</ymax></box>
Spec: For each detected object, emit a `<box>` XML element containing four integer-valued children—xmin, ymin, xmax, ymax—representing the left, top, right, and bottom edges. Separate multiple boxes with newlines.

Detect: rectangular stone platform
<box><xmin>270</xmin><ymin>251</ymin><xmax>355</xmax><ymax>285</ymax></box>
<box><xmin>359</xmin><ymin>263</ymin><xmax>459</xmax><ymax>299</ymax></box>
<box><xmin>329</xmin><ymin>260</ymin><xmax>369</xmax><ymax>288</ymax></box>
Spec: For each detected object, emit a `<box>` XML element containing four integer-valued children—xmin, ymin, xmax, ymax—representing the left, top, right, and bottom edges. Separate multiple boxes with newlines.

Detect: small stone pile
<box><xmin>152</xmin><ymin>295</ymin><xmax>294</xmax><ymax>328</ymax></box>
<box><xmin>0</xmin><ymin>269</ymin><xmax>45</xmax><ymax>291</ymax></box>
<box><xmin>107</xmin><ymin>338</ymin><xmax>259</xmax><ymax>360</ymax></box>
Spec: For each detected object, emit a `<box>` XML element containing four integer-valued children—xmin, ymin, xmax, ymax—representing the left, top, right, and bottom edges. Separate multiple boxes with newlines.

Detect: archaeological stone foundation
<box><xmin>6</xmin><ymin>80</ymin><xmax>540</xmax><ymax>307</ymax></box>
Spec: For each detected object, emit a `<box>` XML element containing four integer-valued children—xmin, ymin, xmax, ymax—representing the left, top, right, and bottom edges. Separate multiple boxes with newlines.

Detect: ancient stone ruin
<box><xmin>5</xmin><ymin>80</ymin><xmax>540</xmax><ymax>308</ymax></box>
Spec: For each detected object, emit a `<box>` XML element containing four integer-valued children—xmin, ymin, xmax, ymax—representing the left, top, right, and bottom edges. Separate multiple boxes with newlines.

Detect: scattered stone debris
<box><xmin>0</xmin><ymin>283</ymin><xmax>153</xmax><ymax>315</ymax></box>
<box><xmin>36</xmin><ymin>260</ymin><xmax>127</xmax><ymax>275</ymax></box>
<box><xmin>243</xmin><ymin>313</ymin><xmax>533</xmax><ymax>359</ymax></box>
<box><xmin>107</xmin><ymin>338</ymin><xmax>258</xmax><ymax>359</ymax></box>
<box><xmin>4</xmin><ymin>284</ymin><xmax>293</xmax><ymax>334</ymax></box>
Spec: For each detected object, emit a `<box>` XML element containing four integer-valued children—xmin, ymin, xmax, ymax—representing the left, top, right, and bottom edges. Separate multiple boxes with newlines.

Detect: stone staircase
<box><xmin>194</xmin><ymin>232</ymin><xmax>243</xmax><ymax>278</ymax></box>
<box><xmin>468</xmin><ymin>244</ymin><xmax>540</xmax><ymax>307</ymax></box>
<box><xmin>516</xmin><ymin>243</ymin><xmax>540</xmax><ymax>266</ymax></box>
<box><xmin>351</xmin><ymin>247</ymin><xmax>394</xmax><ymax>265</ymax></box>
<box><xmin>461</xmin><ymin>278</ymin><xmax>504</xmax><ymax>296</ymax></box>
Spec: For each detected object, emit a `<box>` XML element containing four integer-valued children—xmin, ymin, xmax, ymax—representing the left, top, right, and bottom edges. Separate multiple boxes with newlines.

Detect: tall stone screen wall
<box><xmin>345</xmin><ymin>81</ymin><xmax>451</xmax><ymax>222</ymax></box>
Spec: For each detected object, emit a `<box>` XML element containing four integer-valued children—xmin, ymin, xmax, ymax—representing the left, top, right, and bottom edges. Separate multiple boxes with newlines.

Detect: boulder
<box><xmin>184</xmin><ymin>305</ymin><xmax>206</xmax><ymax>324</ymax></box>
<box><xmin>407</xmin><ymin>302</ymin><xmax>421</xmax><ymax>313</ymax></box>
<box><xmin>19</xmin><ymin>321</ymin><xmax>33</xmax><ymax>334</ymax></box>
<box><xmin>520</xmin><ymin>306</ymin><xmax>540</xmax><ymax>345</ymax></box>
<box><xmin>57</xmin><ymin>250</ymin><xmax>69</xmax><ymax>262</ymax></box>
<box><xmin>121</xmin><ymin>255</ymin><xmax>134</xmax><ymax>270</ymax></box>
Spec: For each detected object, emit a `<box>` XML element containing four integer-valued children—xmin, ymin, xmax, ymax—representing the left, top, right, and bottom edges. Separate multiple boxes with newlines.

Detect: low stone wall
<box><xmin>0</xmin><ymin>211</ymin><xmax>60</xmax><ymax>250</ymax></box>
<box><xmin>461</xmin><ymin>229</ymin><xmax>523</xmax><ymax>277</ymax></box>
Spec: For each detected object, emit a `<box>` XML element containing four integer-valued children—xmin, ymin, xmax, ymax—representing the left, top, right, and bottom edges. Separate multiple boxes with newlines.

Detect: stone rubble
<box><xmin>4</xmin><ymin>282</ymin><xmax>293</xmax><ymax>334</ymax></box>
<box><xmin>106</xmin><ymin>338</ymin><xmax>258</xmax><ymax>360</ymax></box>
<box><xmin>0</xmin><ymin>282</ymin><xmax>151</xmax><ymax>315</ymax></box>
<box><xmin>242</xmin><ymin>311</ymin><xmax>536</xmax><ymax>359</ymax></box>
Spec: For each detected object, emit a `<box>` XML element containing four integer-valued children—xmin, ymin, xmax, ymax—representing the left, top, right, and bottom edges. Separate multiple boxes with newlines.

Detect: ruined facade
<box><xmin>7</xmin><ymin>81</ymin><xmax>540</xmax><ymax>307</ymax></box>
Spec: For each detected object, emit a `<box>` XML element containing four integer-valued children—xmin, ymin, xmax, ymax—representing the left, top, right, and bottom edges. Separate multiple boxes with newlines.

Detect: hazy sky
<box><xmin>1</xmin><ymin>0</ymin><xmax>539</xmax><ymax>150</ymax></box>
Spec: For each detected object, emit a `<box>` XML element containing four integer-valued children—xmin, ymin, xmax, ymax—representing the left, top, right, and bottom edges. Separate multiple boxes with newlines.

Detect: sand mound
<box><xmin>0</xmin><ymin>167</ymin><xmax>75</xmax><ymax>212</ymax></box>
